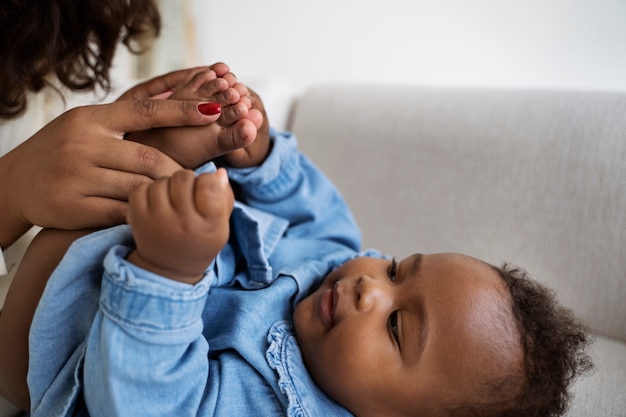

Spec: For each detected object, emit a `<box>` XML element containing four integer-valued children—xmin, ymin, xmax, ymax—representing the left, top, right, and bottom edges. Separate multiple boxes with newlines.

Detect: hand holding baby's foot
<box><xmin>126</xmin><ymin>63</ymin><xmax>264</xmax><ymax>168</ymax></box>
<box><xmin>166</xmin><ymin>70</ymin><xmax>268</xmax><ymax>167</ymax></box>
<box><xmin>126</xmin><ymin>168</ymin><xmax>234</xmax><ymax>284</ymax></box>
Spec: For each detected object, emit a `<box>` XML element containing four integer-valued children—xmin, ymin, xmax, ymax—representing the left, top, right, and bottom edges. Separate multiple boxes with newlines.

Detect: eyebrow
<box><xmin>408</xmin><ymin>254</ymin><xmax>428</xmax><ymax>362</ymax></box>
<box><xmin>411</xmin><ymin>253</ymin><xmax>423</xmax><ymax>276</ymax></box>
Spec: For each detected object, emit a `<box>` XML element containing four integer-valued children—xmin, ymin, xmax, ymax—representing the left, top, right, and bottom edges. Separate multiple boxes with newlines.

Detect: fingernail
<box><xmin>150</xmin><ymin>90</ymin><xmax>173</xmax><ymax>100</ymax></box>
<box><xmin>216</xmin><ymin>167</ymin><xmax>228</xmax><ymax>184</ymax></box>
<box><xmin>198</xmin><ymin>102</ymin><xmax>221</xmax><ymax>115</ymax></box>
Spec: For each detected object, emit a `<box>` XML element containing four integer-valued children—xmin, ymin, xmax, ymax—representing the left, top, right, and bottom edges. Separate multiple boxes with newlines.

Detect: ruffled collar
<box><xmin>266</xmin><ymin>321</ymin><xmax>354</xmax><ymax>417</ymax></box>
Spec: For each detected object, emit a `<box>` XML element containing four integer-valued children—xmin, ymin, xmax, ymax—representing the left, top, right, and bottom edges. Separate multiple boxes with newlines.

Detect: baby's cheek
<box><xmin>292</xmin><ymin>297</ymin><xmax>317</xmax><ymax>351</ymax></box>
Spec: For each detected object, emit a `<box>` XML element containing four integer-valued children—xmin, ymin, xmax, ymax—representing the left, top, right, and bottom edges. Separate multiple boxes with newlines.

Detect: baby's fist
<box><xmin>127</xmin><ymin>168</ymin><xmax>234</xmax><ymax>284</ymax></box>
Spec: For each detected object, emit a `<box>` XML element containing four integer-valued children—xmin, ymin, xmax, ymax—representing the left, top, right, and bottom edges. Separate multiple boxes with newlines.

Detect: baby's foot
<box><xmin>166</xmin><ymin>67</ymin><xmax>264</xmax><ymax>165</ymax></box>
<box><xmin>127</xmin><ymin>67</ymin><xmax>263</xmax><ymax>169</ymax></box>
<box><xmin>218</xmin><ymin>87</ymin><xmax>270</xmax><ymax>168</ymax></box>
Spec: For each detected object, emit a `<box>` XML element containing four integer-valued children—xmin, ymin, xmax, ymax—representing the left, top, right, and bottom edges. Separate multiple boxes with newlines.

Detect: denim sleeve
<box><xmin>83</xmin><ymin>245</ymin><xmax>212</xmax><ymax>417</ymax></box>
<box><xmin>227</xmin><ymin>129</ymin><xmax>361</xmax><ymax>251</ymax></box>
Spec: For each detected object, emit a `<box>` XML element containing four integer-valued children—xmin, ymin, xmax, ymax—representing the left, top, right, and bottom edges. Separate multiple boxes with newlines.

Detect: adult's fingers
<box><xmin>119</xmin><ymin>67</ymin><xmax>211</xmax><ymax>100</ymax></box>
<box><xmin>74</xmin><ymin>196</ymin><xmax>131</xmax><ymax>227</ymax></box>
<box><xmin>91</xmin><ymin>138</ymin><xmax>184</xmax><ymax>184</ymax></box>
<box><xmin>85</xmin><ymin>99</ymin><xmax>221</xmax><ymax>136</ymax></box>
<box><xmin>118</xmin><ymin>63</ymin><xmax>232</xmax><ymax>100</ymax></box>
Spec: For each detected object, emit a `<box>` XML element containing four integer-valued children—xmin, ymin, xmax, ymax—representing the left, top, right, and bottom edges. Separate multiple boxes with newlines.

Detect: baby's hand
<box><xmin>126</xmin><ymin>168</ymin><xmax>234</xmax><ymax>284</ymax></box>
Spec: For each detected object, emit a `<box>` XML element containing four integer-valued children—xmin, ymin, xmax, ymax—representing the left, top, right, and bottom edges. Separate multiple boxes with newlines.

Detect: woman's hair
<box><xmin>0</xmin><ymin>0</ymin><xmax>160</xmax><ymax>119</ymax></box>
<box><xmin>445</xmin><ymin>263</ymin><xmax>594</xmax><ymax>417</ymax></box>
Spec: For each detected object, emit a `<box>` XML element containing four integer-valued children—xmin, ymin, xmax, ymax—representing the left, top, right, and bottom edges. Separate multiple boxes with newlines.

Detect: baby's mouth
<box><xmin>319</xmin><ymin>284</ymin><xmax>336</xmax><ymax>329</ymax></box>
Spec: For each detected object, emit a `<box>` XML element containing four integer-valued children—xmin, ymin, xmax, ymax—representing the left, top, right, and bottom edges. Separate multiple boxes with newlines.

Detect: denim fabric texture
<box><xmin>28</xmin><ymin>130</ymin><xmax>368</xmax><ymax>417</ymax></box>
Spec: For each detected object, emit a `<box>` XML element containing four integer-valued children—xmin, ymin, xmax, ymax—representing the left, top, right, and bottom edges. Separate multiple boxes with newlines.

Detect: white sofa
<box><xmin>291</xmin><ymin>85</ymin><xmax>625</xmax><ymax>417</ymax></box>
<box><xmin>1</xmin><ymin>85</ymin><xmax>624</xmax><ymax>416</ymax></box>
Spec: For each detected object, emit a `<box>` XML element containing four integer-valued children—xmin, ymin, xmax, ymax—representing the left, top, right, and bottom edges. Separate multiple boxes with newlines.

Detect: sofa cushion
<box><xmin>567</xmin><ymin>336</ymin><xmax>626</xmax><ymax>417</ymax></box>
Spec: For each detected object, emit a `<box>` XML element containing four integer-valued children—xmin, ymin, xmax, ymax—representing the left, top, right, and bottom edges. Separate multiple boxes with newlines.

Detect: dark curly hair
<box><xmin>0</xmin><ymin>0</ymin><xmax>161</xmax><ymax>119</ymax></box>
<box><xmin>445</xmin><ymin>263</ymin><xmax>594</xmax><ymax>417</ymax></box>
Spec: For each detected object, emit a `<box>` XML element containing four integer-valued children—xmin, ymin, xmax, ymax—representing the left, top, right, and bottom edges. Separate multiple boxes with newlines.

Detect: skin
<box><xmin>0</xmin><ymin>63</ymin><xmax>261</xmax><ymax>250</ymax></box>
<box><xmin>0</xmin><ymin>97</ymin><xmax>218</xmax><ymax>249</ymax></box>
<box><xmin>127</xmin><ymin>168</ymin><xmax>234</xmax><ymax>284</ymax></box>
<box><xmin>0</xmin><ymin>169</ymin><xmax>234</xmax><ymax>410</ymax></box>
<box><xmin>294</xmin><ymin>253</ymin><xmax>523</xmax><ymax>417</ymax></box>
<box><xmin>124</xmin><ymin>63</ymin><xmax>268</xmax><ymax>169</ymax></box>
<box><xmin>0</xmin><ymin>64</ymin><xmax>269</xmax><ymax>411</ymax></box>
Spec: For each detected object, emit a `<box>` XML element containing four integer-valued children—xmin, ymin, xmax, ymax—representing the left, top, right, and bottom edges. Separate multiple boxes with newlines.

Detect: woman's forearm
<box><xmin>0</xmin><ymin>153</ymin><xmax>32</xmax><ymax>249</ymax></box>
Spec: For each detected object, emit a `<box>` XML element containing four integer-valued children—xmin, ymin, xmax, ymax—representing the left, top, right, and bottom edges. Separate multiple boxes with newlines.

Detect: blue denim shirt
<box><xmin>28</xmin><ymin>130</ymin><xmax>374</xmax><ymax>417</ymax></box>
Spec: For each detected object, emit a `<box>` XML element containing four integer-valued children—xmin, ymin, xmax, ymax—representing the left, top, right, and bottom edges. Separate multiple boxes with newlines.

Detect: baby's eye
<box><xmin>388</xmin><ymin>257</ymin><xmax>397</xmax><ymax>282</ymax></box>
<box><xmin>389</xmin><ymin>310</ymin><xmax>400</xmax><ymax>344</ymax></box>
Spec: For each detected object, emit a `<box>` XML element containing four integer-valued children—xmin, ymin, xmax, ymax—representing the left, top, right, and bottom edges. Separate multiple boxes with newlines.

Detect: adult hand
<box><xmin>0</xmin><ymin>98</ymin><xmax>221</xmax><ymax>249</ymax></box>
<box><xmin>128</xmin><ymin>84</ymin><xmax>271</xmax><ymax>170</ymax></box>
<box><xmin>117</xmin><ymin>63</ymin><xmax>232</xmax><ymax>101</ymax></box>
<box><xmin>123</xmin><ymin>66</ymin><xmax>263</xmax><ymax>169</ymax></box>
<box><xmin>122</xmin><ymin>64</ymin><xmax>268</xmax><ymax>169</ymax></box>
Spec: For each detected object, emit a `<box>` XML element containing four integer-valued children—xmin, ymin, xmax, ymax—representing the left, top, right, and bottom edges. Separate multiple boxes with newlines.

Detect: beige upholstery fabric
<box><xmin>568</xmin><ymin>336</ymin><xmax>626</xmax><ymax>417</ymax></box>
<box><xmin>292</xmin><ymin>85</ymin><xmax>626</xmax><ymax>416</ymax></box>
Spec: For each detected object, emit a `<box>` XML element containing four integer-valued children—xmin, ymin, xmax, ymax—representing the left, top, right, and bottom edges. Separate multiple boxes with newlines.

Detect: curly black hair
<box><xmin>445</xmin><ymin>263</ymin><xmax>594</xmax><ymax>417</ymax></box>
<box><xmin>0</xmin><ymin>0</ymin><xmax>160</xmax><ymax>119</ymax></box>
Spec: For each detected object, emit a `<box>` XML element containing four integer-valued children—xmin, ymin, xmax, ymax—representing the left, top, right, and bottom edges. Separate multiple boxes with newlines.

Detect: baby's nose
<box><xmin>355</xmin><ymin>276</ymin><xmax>392</xmax><ymax>312</ymax></box>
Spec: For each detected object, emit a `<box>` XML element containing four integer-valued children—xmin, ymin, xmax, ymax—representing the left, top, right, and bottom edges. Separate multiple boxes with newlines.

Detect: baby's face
<box><xmin>294</xmin><ymin>253</ymin><xmax>522</xmax><ymax>417</ymax></box>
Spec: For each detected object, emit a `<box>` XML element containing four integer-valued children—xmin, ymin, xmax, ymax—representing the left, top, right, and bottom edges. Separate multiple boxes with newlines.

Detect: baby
<box><xmin>0</xmin><ymin>67</ymin><xmax>592</xmax><ymax>417</ymax></box>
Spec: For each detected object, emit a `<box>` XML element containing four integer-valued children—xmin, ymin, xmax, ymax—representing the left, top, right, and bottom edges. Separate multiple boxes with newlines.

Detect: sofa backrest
<box><xmin>290</xmin><ymin>85</ymin><xmax>626</xmax><ymax>342</ymax></box>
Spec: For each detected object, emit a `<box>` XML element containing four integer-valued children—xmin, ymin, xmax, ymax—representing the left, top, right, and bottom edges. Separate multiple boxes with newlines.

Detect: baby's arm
<box><xmin>126</xmin><ymin>168</ymin><xmax>234</xmax><ymax>284</ymax></box>
<box><xmin>228</xmin><ymin>132</ymin><xmax>362</xmax><ymax>250</ymax></box>
<box><xmin>82</xmin><ymin>169</ymin><xmax>232</xmax><ymax>416</ymax></box>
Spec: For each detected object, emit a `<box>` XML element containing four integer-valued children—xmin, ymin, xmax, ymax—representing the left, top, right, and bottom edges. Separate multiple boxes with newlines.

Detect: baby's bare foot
<box><xmin>219</xmin><ymin>88</ymin><xmax>269</xmax><ymax>168</ymax></box>
<box><xmin>173</xmin><ymin>71</ymin><xmax>262</xmax><ymax>147</ymax></box>
<box><xmin>127</xmin><ymin>69</ymin><xmax>261</xmax><ymax>168</ymax></box>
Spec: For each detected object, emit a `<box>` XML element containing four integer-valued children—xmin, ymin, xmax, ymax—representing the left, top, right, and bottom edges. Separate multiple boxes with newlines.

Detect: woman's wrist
<box><xmin>0</xmin><ymin>205</ymin><xmax>31</xmax><ymax>249</ymax></box>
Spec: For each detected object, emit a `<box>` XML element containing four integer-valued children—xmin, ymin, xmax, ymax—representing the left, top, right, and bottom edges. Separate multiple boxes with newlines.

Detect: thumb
<box><xmin>94</xmin><ymin>99</ymin><xmax>221</xmax><ymax>135</ymax></box>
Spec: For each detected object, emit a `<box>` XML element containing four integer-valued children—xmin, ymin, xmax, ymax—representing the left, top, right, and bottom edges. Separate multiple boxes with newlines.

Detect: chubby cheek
<box><xmin>296</xmin><ymin>318</ymin><xmax>390</xmax><ymax>411</ymax></box>
<box><xmin>293</xmin><ymin>295</ymin><xmax>321</xmax><ymax>344</ymax></box>
<box><xmin>293</xmin><ymin>297</ymin><xmax>326</xmax><ymax>375</ymax></box>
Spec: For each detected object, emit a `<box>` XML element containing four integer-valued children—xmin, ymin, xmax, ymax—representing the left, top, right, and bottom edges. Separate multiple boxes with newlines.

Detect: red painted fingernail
<box><xmin>198</xmin><ymin>102</ymin><xmax>221</xmax><ymax>115</ymax></box>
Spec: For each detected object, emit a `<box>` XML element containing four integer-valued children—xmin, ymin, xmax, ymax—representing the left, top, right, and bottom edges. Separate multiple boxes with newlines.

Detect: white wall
<box><xmin>145</xmin><ymin>0</ymin><xmax>626</xmax><ymax>128</ymax></box>
<box><xmin>179</xmin><ymin>0</ymin><xmax>626</xmax><ymax>92</ymax></box>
